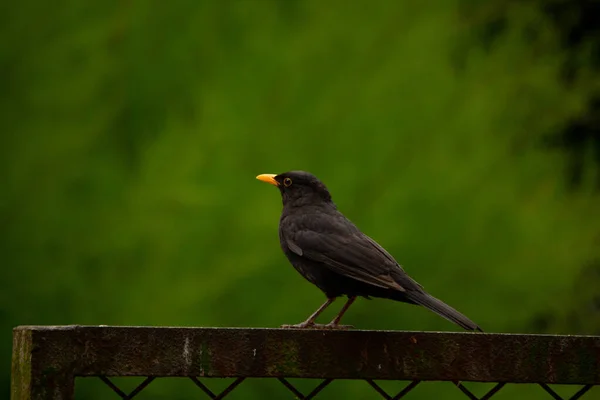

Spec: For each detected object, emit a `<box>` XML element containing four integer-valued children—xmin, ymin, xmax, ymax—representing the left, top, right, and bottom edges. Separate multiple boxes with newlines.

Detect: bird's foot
<box><xmin>280</xmin><ymin>321</ymin><xmax>325</xmax><ymax>329</ymax></box>
<box><xmin>280</xmin><ymin>322</ymin><xmax>354</xmax><ymax>330</ymax></box>
<box><xmin>323</xmin><ymin>323</ymin><xmax>354</xmax><ymax>330</ymax></box>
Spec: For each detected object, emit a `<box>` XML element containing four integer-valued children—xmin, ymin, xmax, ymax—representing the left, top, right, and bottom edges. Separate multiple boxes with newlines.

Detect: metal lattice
<box><xmin>189</xmin><ymin>377</ymin><xmax>245</xmax><ymax>400</ymax></box>
<box><xmin>278</xmin><ymin>378</ymin><xmax>333</xmax><ymax>399</ymax></box>
<box><xmin>98</xmin><ymin>377</ymin><xmax>155</xmax><ymax>399</ymax></box>
<box><xmin>92</xmin><ymin>376</ymin><xmax>597</xmax><ymax>399</ymax></box>
<box><xmin>538</xmin><ymin>383</ymin><xmax>594</xmax><ymax>400</ymax></box>
<box><xmin>453</xmin><ymin>381</ymin><xmax>506</xmax><ymax>400</ymax></box>
<box><xmin>365</xmin><ymin>379</ymin><xmax>421</xmax><ymax>399</ymax></box>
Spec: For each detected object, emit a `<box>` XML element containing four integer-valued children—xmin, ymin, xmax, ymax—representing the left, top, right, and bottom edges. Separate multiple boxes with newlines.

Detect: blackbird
<box><xmin>257</xmin><ymin>171</ymin><xmax>482</xmax><ymax>331</ymax></box>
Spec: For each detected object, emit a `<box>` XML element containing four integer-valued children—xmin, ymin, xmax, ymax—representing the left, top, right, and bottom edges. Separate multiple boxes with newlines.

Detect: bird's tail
<box><xmin>404</xmin><ymin>291</ymin><xmax>483</xmax><ymax>332</ymax></box>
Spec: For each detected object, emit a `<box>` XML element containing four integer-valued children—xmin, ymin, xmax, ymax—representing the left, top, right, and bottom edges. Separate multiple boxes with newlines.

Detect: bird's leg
<box><xmin>325</xmin><ymin>296</ymin><xmax>357</xmax><ymax>329</ymax></box>
<box><xmin>281</xmin><ymin>298</ymin><xmax>335</xmax><ymax>329</ymax></box>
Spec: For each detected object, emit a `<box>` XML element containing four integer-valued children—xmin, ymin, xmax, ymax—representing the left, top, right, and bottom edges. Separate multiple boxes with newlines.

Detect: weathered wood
<box><xmin>12</xmin><ymin>327</ymin><xmax>75</xmax><ymax>400</ymax></box>
<box><xmin>11</xmin><ymin>325</ymin><xmax>600</xmax><ymax>399</ymax></box>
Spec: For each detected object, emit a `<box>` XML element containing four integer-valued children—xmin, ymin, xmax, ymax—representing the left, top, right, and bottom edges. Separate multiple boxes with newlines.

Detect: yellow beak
<box><xmin>256</xmin><ymin>174</ymin><xmax>279</xmax><ymax>186</ymax></box>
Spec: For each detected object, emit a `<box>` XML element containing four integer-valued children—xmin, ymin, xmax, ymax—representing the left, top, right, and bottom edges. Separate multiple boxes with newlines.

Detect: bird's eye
<box><xmin>283</xmin><ymin>177</ymin><xmax>292</xmax><ymax>187</ymax></box>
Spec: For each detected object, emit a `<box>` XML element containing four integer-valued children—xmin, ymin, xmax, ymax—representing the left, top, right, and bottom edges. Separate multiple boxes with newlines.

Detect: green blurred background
<box><xmin>3</xmin><ymin>1</ymin><xmax>600</xmax><ymax>399</ymax></box>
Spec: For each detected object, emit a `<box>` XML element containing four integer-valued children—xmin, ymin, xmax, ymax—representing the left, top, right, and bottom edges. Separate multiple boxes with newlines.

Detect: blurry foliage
<box><xmin>463</xmin><ymin>0</ymin><xmax>600</xmax><ymax>190</ymax></box>
<box><xmin>1</xmin><ymin>1</ymin><xmax>600</xmax><ymax>399</ymax></box>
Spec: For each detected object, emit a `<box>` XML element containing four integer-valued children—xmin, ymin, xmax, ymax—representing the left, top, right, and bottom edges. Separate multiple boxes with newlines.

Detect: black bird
<box><xmin>257</xmin><ymin>171</ymin><xmax>482</xmax><ymax>331</ymax></box>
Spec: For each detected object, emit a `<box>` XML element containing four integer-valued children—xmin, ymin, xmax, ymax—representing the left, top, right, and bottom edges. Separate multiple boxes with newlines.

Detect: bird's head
<box><xmin>256</xmin><ymin>171</ymin><xmax>333</xmax><ymax>207</ymax></box>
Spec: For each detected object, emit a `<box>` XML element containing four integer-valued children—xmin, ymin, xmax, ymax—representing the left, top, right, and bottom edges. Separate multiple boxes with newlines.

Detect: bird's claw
<box><xmin>324</xmin><ymin>323</ymin><xmax>354</xmax><ymax>330</ymax></box>
<box><xmin>280</xmin><ymin>322</ymin><xmax>323</xmax><ymax>329</ymax></box>
<box><xmin>280</xmin><ymin>322</ymin><xmax>354</xmax><ymax>330</ymax></box>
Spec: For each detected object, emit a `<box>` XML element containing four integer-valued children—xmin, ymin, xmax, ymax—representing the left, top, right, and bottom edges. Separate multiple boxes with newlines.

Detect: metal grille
<box><xmin>92</xmin><ymin>376</ymin><xmax>597</xmax><ymax>399</ymax></box>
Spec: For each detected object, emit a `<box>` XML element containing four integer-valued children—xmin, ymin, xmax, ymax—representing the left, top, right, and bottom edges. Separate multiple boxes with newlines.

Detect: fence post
<box><xmin>11</xmin><ymin>327</ymin><xmax>75</xmax><ymax>400</ymax></box>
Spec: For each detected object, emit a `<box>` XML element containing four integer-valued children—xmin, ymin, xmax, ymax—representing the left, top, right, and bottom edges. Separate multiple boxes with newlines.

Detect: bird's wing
<box><xmin>287</xmin><ymin>228</ymin><xmax>411</xmax><ymax>292</ymax></box>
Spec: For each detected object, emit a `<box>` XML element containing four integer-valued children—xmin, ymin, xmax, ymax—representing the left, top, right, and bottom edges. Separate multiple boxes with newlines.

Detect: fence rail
<box><xmin>11</xmin><ymin>325</ymin><xmax>600</xmax><ymax>399</ymax></box>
